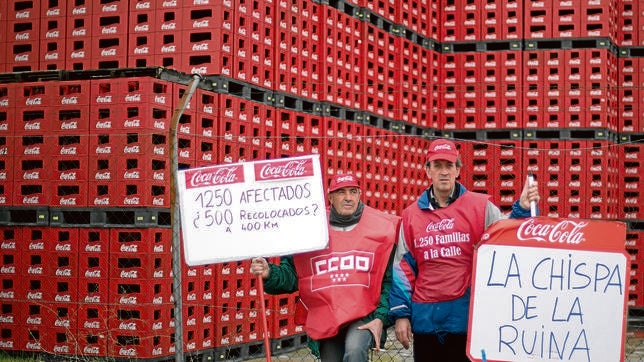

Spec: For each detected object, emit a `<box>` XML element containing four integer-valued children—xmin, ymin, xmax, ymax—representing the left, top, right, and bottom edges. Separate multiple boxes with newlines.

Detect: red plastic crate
<box><xmin>0</xmin><ymin>301</ymin><xmax>22</xmax><ymax>327</ymax></box>
<box><xmin>22</xmin><ymin>227</ymin><xmax>80</xmax><ymax>253</ymax></box>
<box><xmin>582</xmin><ymin>2</ymin><xmax>613</xmax><ymax>37</ymax></box>
<box><xmin>78</xmin><ymin>252</ymin><xmax>109</xmax><ymax>281</ymax></box>
<box><xmin>77</xmin><ymin>278</ymin><xmax>109</xmax><ymax>305</ymax></box>
<box><xmin>91</xmin><ymin>0</ymin><xmax>127</xmax><ymax>15</ymax></box>
<box><xmin>554</xmin><ymin>3</ymin><xmax>581</xmax><ymax>38</ymax></box>
<box><xmin>108</xmin><ymin>331</ymin><xmax>172</xmax><ymax>359</ymax></box>
<box><xmin>77</xmin><ymin>330</ymin><xmax>108</xmax><ymax>358</ymax></box>
<box><xmin>108</xmin><ymin>303</ymin><xmax>174</xmax><ymax>332</ymax></box>
<box><xmin>108</xmin><ymin>278</ymin><xmax>173</xmax><ymax>306</ymax></box>
<box><xmin>12</xmin><ymin>180</ymin><xmax>50</xmax><ymax>206</ymax></box>
<box><xmin>23</xmin><ymin>275</ymin><xmax>78</xmax><ymax>303</ymax></box>
<box><xmin>108</xmin><ymin>253</ymin><xmax>172</xmax><ymax>280</ymax></box>
<box><xmin>78</xmin><ymin>304</ymin><xmax>109</xmax><ymax>331</ymax></box>
<box><xmin>524</xmin><ymin>0</ymin><xmax>553</xmax><ymax>39</ymax></box>
<box><xmin>110</xmin><ymin>180</ymin><xmax>170</xmax><ymax>207</ymax></box>
<box><xmin>23</xmin><ymin>301</ymin><xmax>77</xmax><ymax>329</ymax></box>
<box><xmin>109</xmin><ymin>228</ymin><xmax>171</xmax><ymax>255</ymax></box>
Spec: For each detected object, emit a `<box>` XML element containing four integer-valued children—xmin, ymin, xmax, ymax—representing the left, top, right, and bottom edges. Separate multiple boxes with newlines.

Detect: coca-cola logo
<box><xmin>186</xmin><ymin>166</ymin><xmax>244</xmax><ymax>188</ymax></box>
<box><xmin>516</xmin><ymin>219</ymin><xmax>587</xmax><ymax>244</ymax></box>
<box><xmin>255</xmin><ymin>159</ymin><xmax>314</xmax><ymax>181</ymax></box>
<box><xmin>426</xmin><ymin>218</ymin><xmax>455</xmax><ymax>233</ymax></box>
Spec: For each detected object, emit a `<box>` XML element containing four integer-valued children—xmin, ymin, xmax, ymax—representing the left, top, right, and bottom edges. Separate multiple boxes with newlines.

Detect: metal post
<box><xmin>169</xmin><ymin>74</ymin><xmax>201</xmax><ymax>362</ymax></box>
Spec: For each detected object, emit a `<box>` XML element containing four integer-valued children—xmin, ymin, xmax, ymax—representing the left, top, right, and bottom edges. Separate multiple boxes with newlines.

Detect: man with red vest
<box><xmin>388</xmin><ymin>138</ymin><xmax>541</xmax><ymax>361</ymax></box>
<box><xmin>251</xmin><ymin>173</ymin><xmax>401</xmax><ymax>361</ymax></box>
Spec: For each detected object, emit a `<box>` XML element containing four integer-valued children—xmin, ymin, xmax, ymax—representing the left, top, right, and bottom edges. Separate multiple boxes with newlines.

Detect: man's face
<box><xmin>328</xmin><ymin>187</ymin><xmax>361</xmax><ymax>216</ymax></box>
<box><xmin>426</xmin><ymin>160</ymin><xmax>460</xmax><ymax>194</ymax></box>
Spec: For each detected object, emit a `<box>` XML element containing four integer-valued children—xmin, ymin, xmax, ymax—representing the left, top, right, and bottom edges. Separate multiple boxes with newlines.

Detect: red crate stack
<box><xmin>361</xmin><ymin>21</ymin><xmax>399</xmax><ymax>119</ymax></box>
<box><xmin>439</xmin><ymin>51</ymin><xmax>484</xmax><ymax>129</ymax></box>
<box><xmin>542</xmin><ymin>50</ymin><xmax>565</xmax><ymax>128</ymax></box>
<box><xmin>155</xmin><ymin>2</ymin><xmax>186</xmax><ymax>71</ymax></box>
<box><xmin>399</xmin><ymin>38</ymin><xmax>431</xmax><ymax>127</ymax></box>
<box><xmin>397</xmin><ymin>0</ymin><xmax>439</xmax><ymax>39</ymax></box>
<box><xmin>399</xmin><ymin>134</ymin><xmax>431</xmax><ymax>209</ymax></box>
<box><xmin>583</xmin><ymin>0</ymin><xmax>618</xmax><ymax>39</ymax></box>
<box><xmin>6</xmin><ymin>0</ymin><xmax>40</xmax><ymax>72</ymax></box>
<box><xmin>65</xmin><ymin>1</ymin><xmax>92</xmax><ymax>70</ymax></box>
<box><xmin>491</xmin><ymin>138</ymin><xmax>523</xmax><ymax>213</ymax></box>
<box><xmin>617</xmin><ymin>0</ymin><xmax>637</xmax><ymax>46</ymax></box>
<box><xmin>39</xmin><ymin>0</ymin><xmax>66</xmax><ymax>70</ymax></box>
<box><xmin>218</xmin><ymin>91</ymin><xmax>276</xmax><ymax>164</ymax></box>
<box><xmin>275</xmin><ymin>0</ymin><xmax>321</xmax><ymax>99</ymax></box>
<box><xmin>499</xmin><ymin>49</ymin><xmax>523</xmax><ymax>128</ymax></box>
<box><xmin>0</xmin><ymin>2</ymin><xmax>6</xmax><ymax>73</ymax></box>
<box><xmin>321</xmin><ymin>4</ymin><xmax>363</xmax><ymax>109</ymax></box>
<box><xmin>0</xmin><ymin>83</ymin><xmax>13</xmax><ymax>206</ymax></box>
<box><xmin>618</xmin><ymin>56</ymin><xmax>639</xmax><ymax>132</ymax></box>
<box><xmin>563</xmin><ymin>140</ymin><xmax>586</xmax><ymax>218</ymax></box>
<box><xmin>626</xmin><ymin>224</ymin><xmax>643</xmax><ymax>307</ymax></box>
<box><xmin>324</xmin><ymin>115</ymin><xmax>365</xmax><ymax>178</ymax></box>
<box><xmin>522</xmin><ymin>48</ymin><xmax>544</xmax><ymax>128</ymax></box>
<box><xmin>127</xmin><ymin>0</ymin><xmax>159</xmax><ymax>68</ymax></box>
<box><xmin>89</xmin><ymin>0</ymin><xmax>128</xmax><ymax>70</ymax></box>
<box><xmin>584</xmin><ymin>47</ymin><xmax>619</xmax><ymax>130</ymax></box>
<box><xmin>77</xmin><ymin>227</ymin><xmax>110</xmax><ymax>356</ymax></box>
<box><xmin>106</xmin><ymin>228</ymin><xmax>174</xmax><ymax>359</ymax></box>
<box><xmin>235</xmin><ymin>0</ymin><xmax>275</xmax><ymax>88</ymax></box>
<box><xmin>213</xmin><ymin>260</ymin><xmax>270</xmax><ymax>348</ymax></box>
<box><xmin>276</xmin><ymin>107</ymin><xmax>323</xmax><ymax>157</ymax></box>
<box><xmin>20</xmin><ymin>227</ymin><xmax>79</xmax><ymax>355</ymax></box>
<box><xmin>524</xmin><ymin>0</ymin><xmax>553</xmax><ymax>39</ymax></box>
<box><xmin>182</xmin><ymin>2</ymin><xmax>235</xmax><ymax>77</ymax></box>
<box><xmin>554</xmin><ymin>0</ymin><xmax>580</xmax><ymax>38</ymax></box>
<box><xmin>619</xmin><ymin>139</ymin><xmax>643</xmax><ymax>220</ymax></box>
<box><xmin>362</xmin><ymin>119</ymin><xmax>401</xmax><ymax>214</ymax></box>
<box><xmin>563</xmin><ymin>49</ymin><xmax>585</xmax><ymax>127</ymax></box>
<box><xmin>587</xmin><ymin>139</ymin><xmax>621</xmax><ymax>219</ymax></box>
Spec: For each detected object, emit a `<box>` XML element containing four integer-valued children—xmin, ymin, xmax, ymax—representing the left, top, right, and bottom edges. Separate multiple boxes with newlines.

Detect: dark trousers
<box><xmin>413</xmin><ymin>333</ymin><xmax>470</xmax><ymax>362</ymax></box>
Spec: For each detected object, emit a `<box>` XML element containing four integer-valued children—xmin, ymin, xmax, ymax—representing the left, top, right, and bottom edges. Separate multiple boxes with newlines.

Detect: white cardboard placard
<box><xmin>177</xmin><ymin>155</ymin><xmax>329</xmax><ymax>265</ymax></box>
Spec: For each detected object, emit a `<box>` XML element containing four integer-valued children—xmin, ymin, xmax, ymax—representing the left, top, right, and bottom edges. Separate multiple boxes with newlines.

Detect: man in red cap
<box><xmin>251</xmin><ymin>173</ymin><xmax>401</xmax><ymax>361</ymax></box>
<box><xmin>388</xmin><ymin>138</ymin><xmax>541</xmax><ymax>361</ymax></box>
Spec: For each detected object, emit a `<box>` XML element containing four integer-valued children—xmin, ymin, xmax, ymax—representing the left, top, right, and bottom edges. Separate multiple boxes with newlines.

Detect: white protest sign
<box><xmin>177</xmin><ymin>154</ymin><xmax>329</xmax><ymax>265</ymax></box>
<box><xmin>467</xmin><ymin>217</ymin><xmax>629</xmax><ymax>362</ymax></box>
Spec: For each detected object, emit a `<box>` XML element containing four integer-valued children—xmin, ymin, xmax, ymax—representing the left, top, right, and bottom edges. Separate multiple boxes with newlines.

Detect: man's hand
<box><xmin>519</xmin><ymin>175</ymin><xmax>540</xmax><ymax>211</ymax></box>
<box><xmin>357</xmin><ymin>318</ymin><xmax>384</xmax><ymax>351</ymax></box>
<box><xmin>394</xmin><ymin>318</ymin><xmax>412</xmax><ymax>349</ymax></box>
<box><xmin>250</xmin><ymin>257</ymin><xmax>270</xmax><ymax>278</ymax></box>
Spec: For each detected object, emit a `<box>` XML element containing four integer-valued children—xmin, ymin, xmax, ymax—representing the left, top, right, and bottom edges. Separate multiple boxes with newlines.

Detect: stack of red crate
<box><xmin>321</xmin><ymin>3</ymin><xmax>363</xmax><ymax>109</ymax></box>
<box><xmin>106</xmin><ymin>228</ymin><xmax>174</xmax><ymax>358</ymax></box>
<box><xmin>361</xmin><ymin>19</ymin><xmax>399</xmax><ymax>119</ymax></box>
<box><xmin>275</xmin><ymin>0</ymin><xmax>321</xmax><ymax>99</ymax></box>
<box><xmin>184</xmin><ymin>2</ymin><xmax>236</xmax><ymax>76</ymax></box>
<box><xmin>625</xmin><ymin>223</ymin><xmax>643</xmax><ymax>307</ymax></box>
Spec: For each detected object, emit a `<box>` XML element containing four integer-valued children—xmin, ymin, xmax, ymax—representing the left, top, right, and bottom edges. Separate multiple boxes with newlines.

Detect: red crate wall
<box><xmin>321</xmin><ymin>4</ymin><xmax>363</xmax><ymax>110</ymax></box>
<box><xmin>275</xmin><ymin>0</ymin><xmax>321</xmax><ymax>99</ymax></box>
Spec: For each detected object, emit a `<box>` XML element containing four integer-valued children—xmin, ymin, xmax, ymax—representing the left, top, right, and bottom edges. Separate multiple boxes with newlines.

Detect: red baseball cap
<box><xmin>328</xmin><ymin>173</ymin><xmax>360</xmax><ymax>192</ymax></box>
<box><xmin>426</xmin><ymin>138</ymin><xmax>459</xmax><ymax>162</ymax></box>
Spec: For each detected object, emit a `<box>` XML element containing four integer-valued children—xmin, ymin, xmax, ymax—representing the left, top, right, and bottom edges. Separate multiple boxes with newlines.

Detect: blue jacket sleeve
<box><xmin>508</xmin><ymin>199</ymin><xmax>537</xmax><ymax>219</ymax></box>
<box><xmin>388</xmin><ymin>228</ymin><xmax>417</xmax><ymax>322</ymax></box>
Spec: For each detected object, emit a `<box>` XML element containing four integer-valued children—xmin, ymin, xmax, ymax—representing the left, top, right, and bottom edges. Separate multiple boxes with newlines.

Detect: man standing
<box><xmin>251</xmin><ymin>173</ymin><xmax>401</xmax><ymax>361</ymax></box>
<box><xmin>388</xmin><ymin>138</ymin><xmax>541</xmax><ymax>361</ymax></box>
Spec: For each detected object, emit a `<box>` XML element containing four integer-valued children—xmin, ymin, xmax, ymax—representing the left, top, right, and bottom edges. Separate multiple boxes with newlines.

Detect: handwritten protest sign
<box><xmin>177</xmin><ymin>155</ymin><xmax>329</xmax><ymax>265</ymax></box>
<box><xmin>467</xmin><ymin>217</ymin><xmax>629</xmax><ymax>362</ymax></box>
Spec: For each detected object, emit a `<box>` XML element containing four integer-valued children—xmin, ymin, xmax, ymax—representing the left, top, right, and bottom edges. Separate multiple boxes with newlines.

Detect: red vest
<box><xmin>293</xmin><ymin>206</ymin><xmax>399</xmax><ymax>340</ymax></box>
<box><xmin>402</xmin><ymin>192</ymin><xmax>489</xmax><ymax>302</ymax></box>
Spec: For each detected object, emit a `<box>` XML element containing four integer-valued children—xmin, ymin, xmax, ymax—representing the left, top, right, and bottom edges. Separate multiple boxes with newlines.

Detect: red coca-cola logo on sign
<box><xmin>255</xmin><ymin>158</ymin><xmax>314</xmax><ymax>181</ymax></box>
<box><xmin>184</xmin><ymin>165</ymin><xmax>244</xmax><ymax>189</ymax></box>
<box><xmin>516</xmin><ymin>219</ymin><xmax>587</xmax><ymax>244</ymax></box>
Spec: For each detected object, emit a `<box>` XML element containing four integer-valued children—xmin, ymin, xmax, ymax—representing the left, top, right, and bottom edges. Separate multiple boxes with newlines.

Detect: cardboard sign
<box><xmin>467</xmin><ymin>217</ymin><xmax>629</xmax><ymax>362</ymax></box>
<box><xmin>177</xmin><ymin>154</ymin><xmax>329</xmax><ymax>265</ymax></box>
